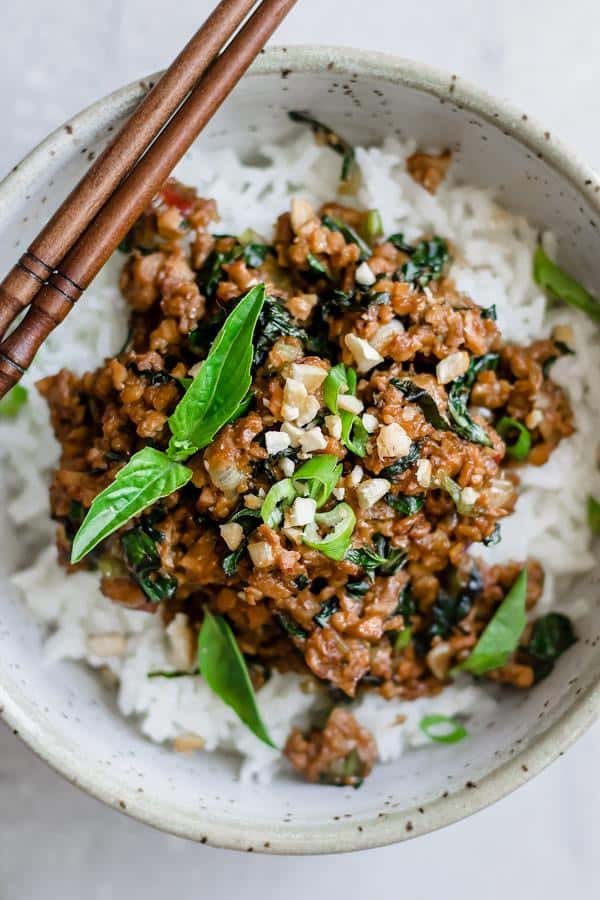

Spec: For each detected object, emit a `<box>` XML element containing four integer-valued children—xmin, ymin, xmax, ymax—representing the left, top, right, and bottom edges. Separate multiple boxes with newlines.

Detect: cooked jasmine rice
<box><xmin>2</xmin><ymin>132</ymin><xmax>598</xmax><ymax>782</ymax></box>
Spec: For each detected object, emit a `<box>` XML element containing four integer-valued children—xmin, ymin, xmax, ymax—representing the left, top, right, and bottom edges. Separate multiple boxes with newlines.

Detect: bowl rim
<box><xmin>1</xmin><ymin>44</ymin><xmax>599</xmax><ymax>854</ymax></box>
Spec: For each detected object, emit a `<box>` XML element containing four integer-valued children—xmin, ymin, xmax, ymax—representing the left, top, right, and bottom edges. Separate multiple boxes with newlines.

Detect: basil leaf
<box><xmin>198</xmin><ymin>612</ymin><xmax>275</xmax><ymax>748</ymax></box>
<box><xmin>293</xmin><ymin>455</ymin><xmax>343</xmax><ymax>507</ymax></box>
<box><xmin>496</xmin><ymin>416</ymin><xmax>531</xmax><ymax>460</ymax></box>
<box><xmin>447</xmin><ymin>354</ymin><xmax>498</xmax><ymax>447</ymax></box>
<box><xmin>387</xmin><ymin>233</ymin><xmax>414</xmax><ymax>253</ymax></box>
<box><xmin>199</xmin><ymin>247</ymin><xmax>241</xmax><ymax>298</ymax></box>
<box><xmin>243</xmin><ymin>243</ymin><xmax>271</xmax><ymax>268</ymax></box>
<box><xmin>346</xmin><ymin>578</ymin><xmax>371</xmax><ymax>598</ymax></box>
<box><xmin>483</xmin><ymin>524</ymin><xmax>501</xmax><ymax>547</ymax></box>
<box><xmin>380</xmin><ymin>441</ymin><xmax>422</xmax><ymax>480</ymax></box>
<box><xmin>481</xmin><ymin>304</ymin><xmax>497</xmax><ymax>321</ymax></box>
<box><xmin>533</xmin><ymin>245</ymin><xmax>600</xmax><ymax>321</ymax></box>
<box><xmin>253</xmin><ymin>296</ymin><xmax>307</xmax><ymax>367</ymax></box>
<box><xmin>391</xmin><ymin>378</ymin><xmax>449</xmax><ymax>430</ymax></box>
<box><xmin>288</xmin><ymin>111</ymin><xmax>356</xmax><ymax>185</ymax></box>
<box><xmin>419</xmin><ymin>714</ymin><xmax>468</xmax><ymax>744</ymax></box>
<box><xmin>0</xmin><ymin>384</ymin><xmax>28</xmax><ymax>418</ymax></box>
<box><xmin>71</xmin><ymin>447</ymin><xmax>192</xmax><ymax>563</ymax></box>
<box><xmin>587</xmin><ymin>495</ymin><xmax>600</xmax><ymax>533</ymax></box>
<box><xmin>384</xmin><ymin>492</ymin><xmax>424</xmax><ymax>516</ymax></box>
<box><xmin>121</xmin><ymin>528</ymin><xmax>160</xmax><ymax>570</ymax></box>
<box><xmin>223</xmin><ymin>545</ymin><xmax>245</xmax><ymax>577</ymax></box>
<box><xmin>323</xmin><ymin>364</ymin><xmax>367</xmax><ymax>457</ymax></box>
<box><xmin>529</xmin><ymin>613</ymin><xmax>575</xmax><ymax>662</ymax></box>
<box><xmin>306</xmin><ymin>252</ymin><xmax>331</xmax><ymax>279</ymax></box>
<box><xmin>430</xmin><ymin>568</ymin><xmax>481</xmax><ymax>638</ymax></box>
<box><xmin>394</xmin><ymin>236</ymin><xmax>449</xmax><ymax>287</ymax></box>
<box><xmin>313</xmin><ymin>597</ymin><xmax>339</xmax><ymax>628</ymax></box>
<box><xmin>456</xmin><ymin>568</ymin><xmax>528</xmax><ymax>675</ymax></box>
<box><xmin>303</xmin><ymin>503</ymin><xmax>356</xmax><ymax>560</ymax></box>
<box><xmin>137</xmin><ymin>570</ymin><xmax>178</xmax><ymax>603</ymax></box>
<box><xmin>321</xmin><ymin>214</ymin><xmax>372</xmax><ymax>261</ymax></box>
<box><xmin>346</xmin><ymin>534</ymin><xmax>406</xmax><ymax>579</ymax></box>
<box><xmin>148</xmin><ymin>670</ymin><xmax>191</xmax><ymax>679</ymax></box>
<box><xmin>277</xmin><ymin>612</ymin><xmax>309</xmax><ymax>638</ymax></box>
<box><xmin>261</xmin><ymin>478</ymin><xmax>296</xmax><ymax>527</ymax></box>
<box><xmin>168</xmin><ymin>284</ymin><xmax>265</xmax><ymax>455</ymax></box>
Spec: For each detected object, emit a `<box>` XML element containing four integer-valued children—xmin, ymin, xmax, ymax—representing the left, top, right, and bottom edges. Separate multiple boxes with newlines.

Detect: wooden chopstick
<box><xmin>0</xmin><ymin>0</ymin><xmax>296</xmax><ymax>400</ymax></box>
<box><xmin>0</xmin><ymin>0</ymin><xmax>259</xmax><ymax>345</ymax></box>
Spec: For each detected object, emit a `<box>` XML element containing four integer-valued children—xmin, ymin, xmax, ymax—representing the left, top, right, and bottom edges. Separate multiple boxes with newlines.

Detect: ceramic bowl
<box><xmin>1</xmin><ymin>46</ymin><xmax>599</xmax><ymax>854</ymax></box>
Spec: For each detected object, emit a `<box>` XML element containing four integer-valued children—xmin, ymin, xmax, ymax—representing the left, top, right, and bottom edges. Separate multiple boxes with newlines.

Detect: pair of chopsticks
<box><xmin>0</xmin><ymin>0</ymin><xmax>297</xmax><ymax>400</ymax></box>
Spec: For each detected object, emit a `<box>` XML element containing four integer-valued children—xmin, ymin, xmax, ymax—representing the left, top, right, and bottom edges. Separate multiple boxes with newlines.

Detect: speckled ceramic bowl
<box><xmin>1</xmin><ymin>46</ymin><xmax>599</xmax><ymax>854</ymax></box>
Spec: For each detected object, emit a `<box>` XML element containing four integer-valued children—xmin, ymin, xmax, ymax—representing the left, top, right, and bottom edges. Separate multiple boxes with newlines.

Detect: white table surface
<box><xmin>1</xmin><ymin>1</ymin><xmax>600</xmax><ymax>896</ymax></box>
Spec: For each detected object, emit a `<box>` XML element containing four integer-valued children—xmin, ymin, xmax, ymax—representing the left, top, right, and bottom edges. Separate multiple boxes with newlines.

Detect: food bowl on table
<box><xmin>0</xmin><ymin>46</ymin><xmax>599</xmax><ymax>854</ymax></box>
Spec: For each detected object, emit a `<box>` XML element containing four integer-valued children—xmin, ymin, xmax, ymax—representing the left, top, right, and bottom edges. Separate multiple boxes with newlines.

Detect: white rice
<box><xmin>2</xmin><ymin>133</ymin><xmax>599</xmax><ymax>782</ymax></box>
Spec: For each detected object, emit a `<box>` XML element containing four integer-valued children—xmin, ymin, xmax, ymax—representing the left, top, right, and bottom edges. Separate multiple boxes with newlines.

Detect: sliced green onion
<box><xmin>303</xmin><ymin>502</ymin><xmax>356</xmax><ymax>560</ymax></box>
<box><xmin>496</xmin><ymin>416</ymin><xmax>531</xmax><ymax>460</ymax></box>
<box><xmin>419</xmin><ymin>714</ymin><xmax>468</xmax><ymax>744</ymax></box>
<box><xmin>323</xmin><ymin>363</ymin><xmax>367</xmax><ymax>457</ymax></box>
<box><xmin>533</xmin><ymin>245</ymin><xmax>600</xmax><ymax>321</ymax></box>
<box><xmin>293</xmin><ymin>455</ymin><xmax>342</xmax><ymax>508</ymax></box>
<box><xmin>394</xmin><ymin>628</ymin><xmax>412</xmax><ymax>651</ymax></box>
<box><xmin>440</xmin><ymin>473</ymin><xmax>477</xmax><ymax>516</ymax></box>
<box><xmin>0</xmin><ymin>384</ymin><xmax>28</xmax><ymax>418</ymax></box>
<box><xmin>261</xmin><ymin>479</ymin><xmax>296</xmax><ymax>527</ymax></box>
<box><xmin>363</xmin><ymin>208</ymin><xmax>383</xmax><ymax>244</ymax></box>
<box><xmin>587</xmin><ymin>496</ymin><xmax>600</xmax><ymax>534</ymax></box>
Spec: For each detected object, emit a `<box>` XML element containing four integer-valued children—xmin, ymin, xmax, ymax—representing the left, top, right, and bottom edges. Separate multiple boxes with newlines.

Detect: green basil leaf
<box><xmin>346</xmin><ymin>535</ymin><xmax>406</xmax><ymax>579</ymax></box>
<box><xmin>147</xmin><ymin>670</ymin><xmax>191</xmax><ymax>679</ymax></box>
<box><xmin>587</xmin><ymin>495</ymin><xmax>600</xmax><ymax>533</ymax></box>
<box><xmin>303</xmin><ymin>502</ymin><xmax>356</xmax><ymax>560</ymax></box>
<box><xmin>529</xmin><ymin>613</ymin><xmax>576</xmax><ymax>661</ymax></box>
<box><xmin>482</xmin><ymin>524</ymin><xmax>502</xmax><ymax>547</ymax></box>
<box><xmin>137</xmin><ymin>570</ymin><xmax>178</xmax><ymax>603</ymax></box>
<box><xmin>456</xmin><ymin>568</ymin><xmax>528</xmax><ymax>675</ymax></box>
<box><xmin>313</xmin><ymin>597</ymin><xmax>340</xmax><ymax>628</ymax></box>
<box><xmin>243</xmin><ymin>243</ymin><xmax>271</xmax><ymax>268</ymax></box>
<box><xmin>0</xmin><ymin>384</ymin><xmax>28</xmax><ymax>418</ymax></box>
<box><xmin>384</xmin><ymin>492</ymin><xmax>424</xmax><ymax>516</ymax></box>
<box><xmin>380</xmin><ymin>441</ymin><xmax>422</xmax><ymax>480</ymax></box>
<box><xmin>346</xmin><ymin>578</ymin><xmax>371</xmax><ymax>598</ymax></box>
<box><xmin>321</xmin><ymin>214</ymin><xmax>372</xmax><ymax>261</ymax></box>
<box><xmin>293</xmin><ymin>455</ymin><xmax>343</xmax><ymax>507</ymax></box>
<box><xmin>253</xmin><ymin>296</ymin><xmax>307</xmax><ymax>368</ymax></box>
<box><xmin>168</xmin><ymin>284</ymin><xmax>265</xmax><ymax>454</ymax></box>
<box><xmin>481</xmin><ymin>304</ymin><xmax>497</xmax><ymax>321</ymax></box>
<box><xmin>395</xmin><ymin>237</ymin><xmax>449</xmax><ymax>287</ymax></box>
<box><xmin>496</xmin><ymin>416</ymin><xmax>532</xmax><ymax>460</ymax></box>
<box><xmin>391</xmin><ymin>378</ymin><xmax>449</xmax><ymax>430</ymax></box>
<box><xmin>288</xmin><ymin>111</ymin><xmax>356</xmax><ymax>185</ymax></box>
<box><xmin>261</xmin><ymin>478</ymin><xmax>296</xmax><ymax>527</ymax></box>
<box><xmin>419</xmin><ymin>714</ymin><xmax>468</xmax><ymax>744</ymax></box>
<box><xmin>277</xmin><ymin>612</ymin><xmax>309</xmax><ymax>638</ymax></box>
<box><xmin>447</xmin><ymin>354</ymin><xmax>498</xmax><ymax>447</ymax></box>
<box><xmin>71</xmin><ymin>447</ymin><xmax>192</xmax><ymax>563</ymax></box>
<box><xmin>533</xmin><ymin>245</ymin><xmax>600</xmax><ymax>321</ymax></box>
<box><xmin>198</xmin><ymin>612</ymin><xmax>276</xmax><ymax>748</ymax></box>
<box><xmin>306</xmin><ymin>252</ymin><xmax>331</xmax><ymax>279</ymax></box>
